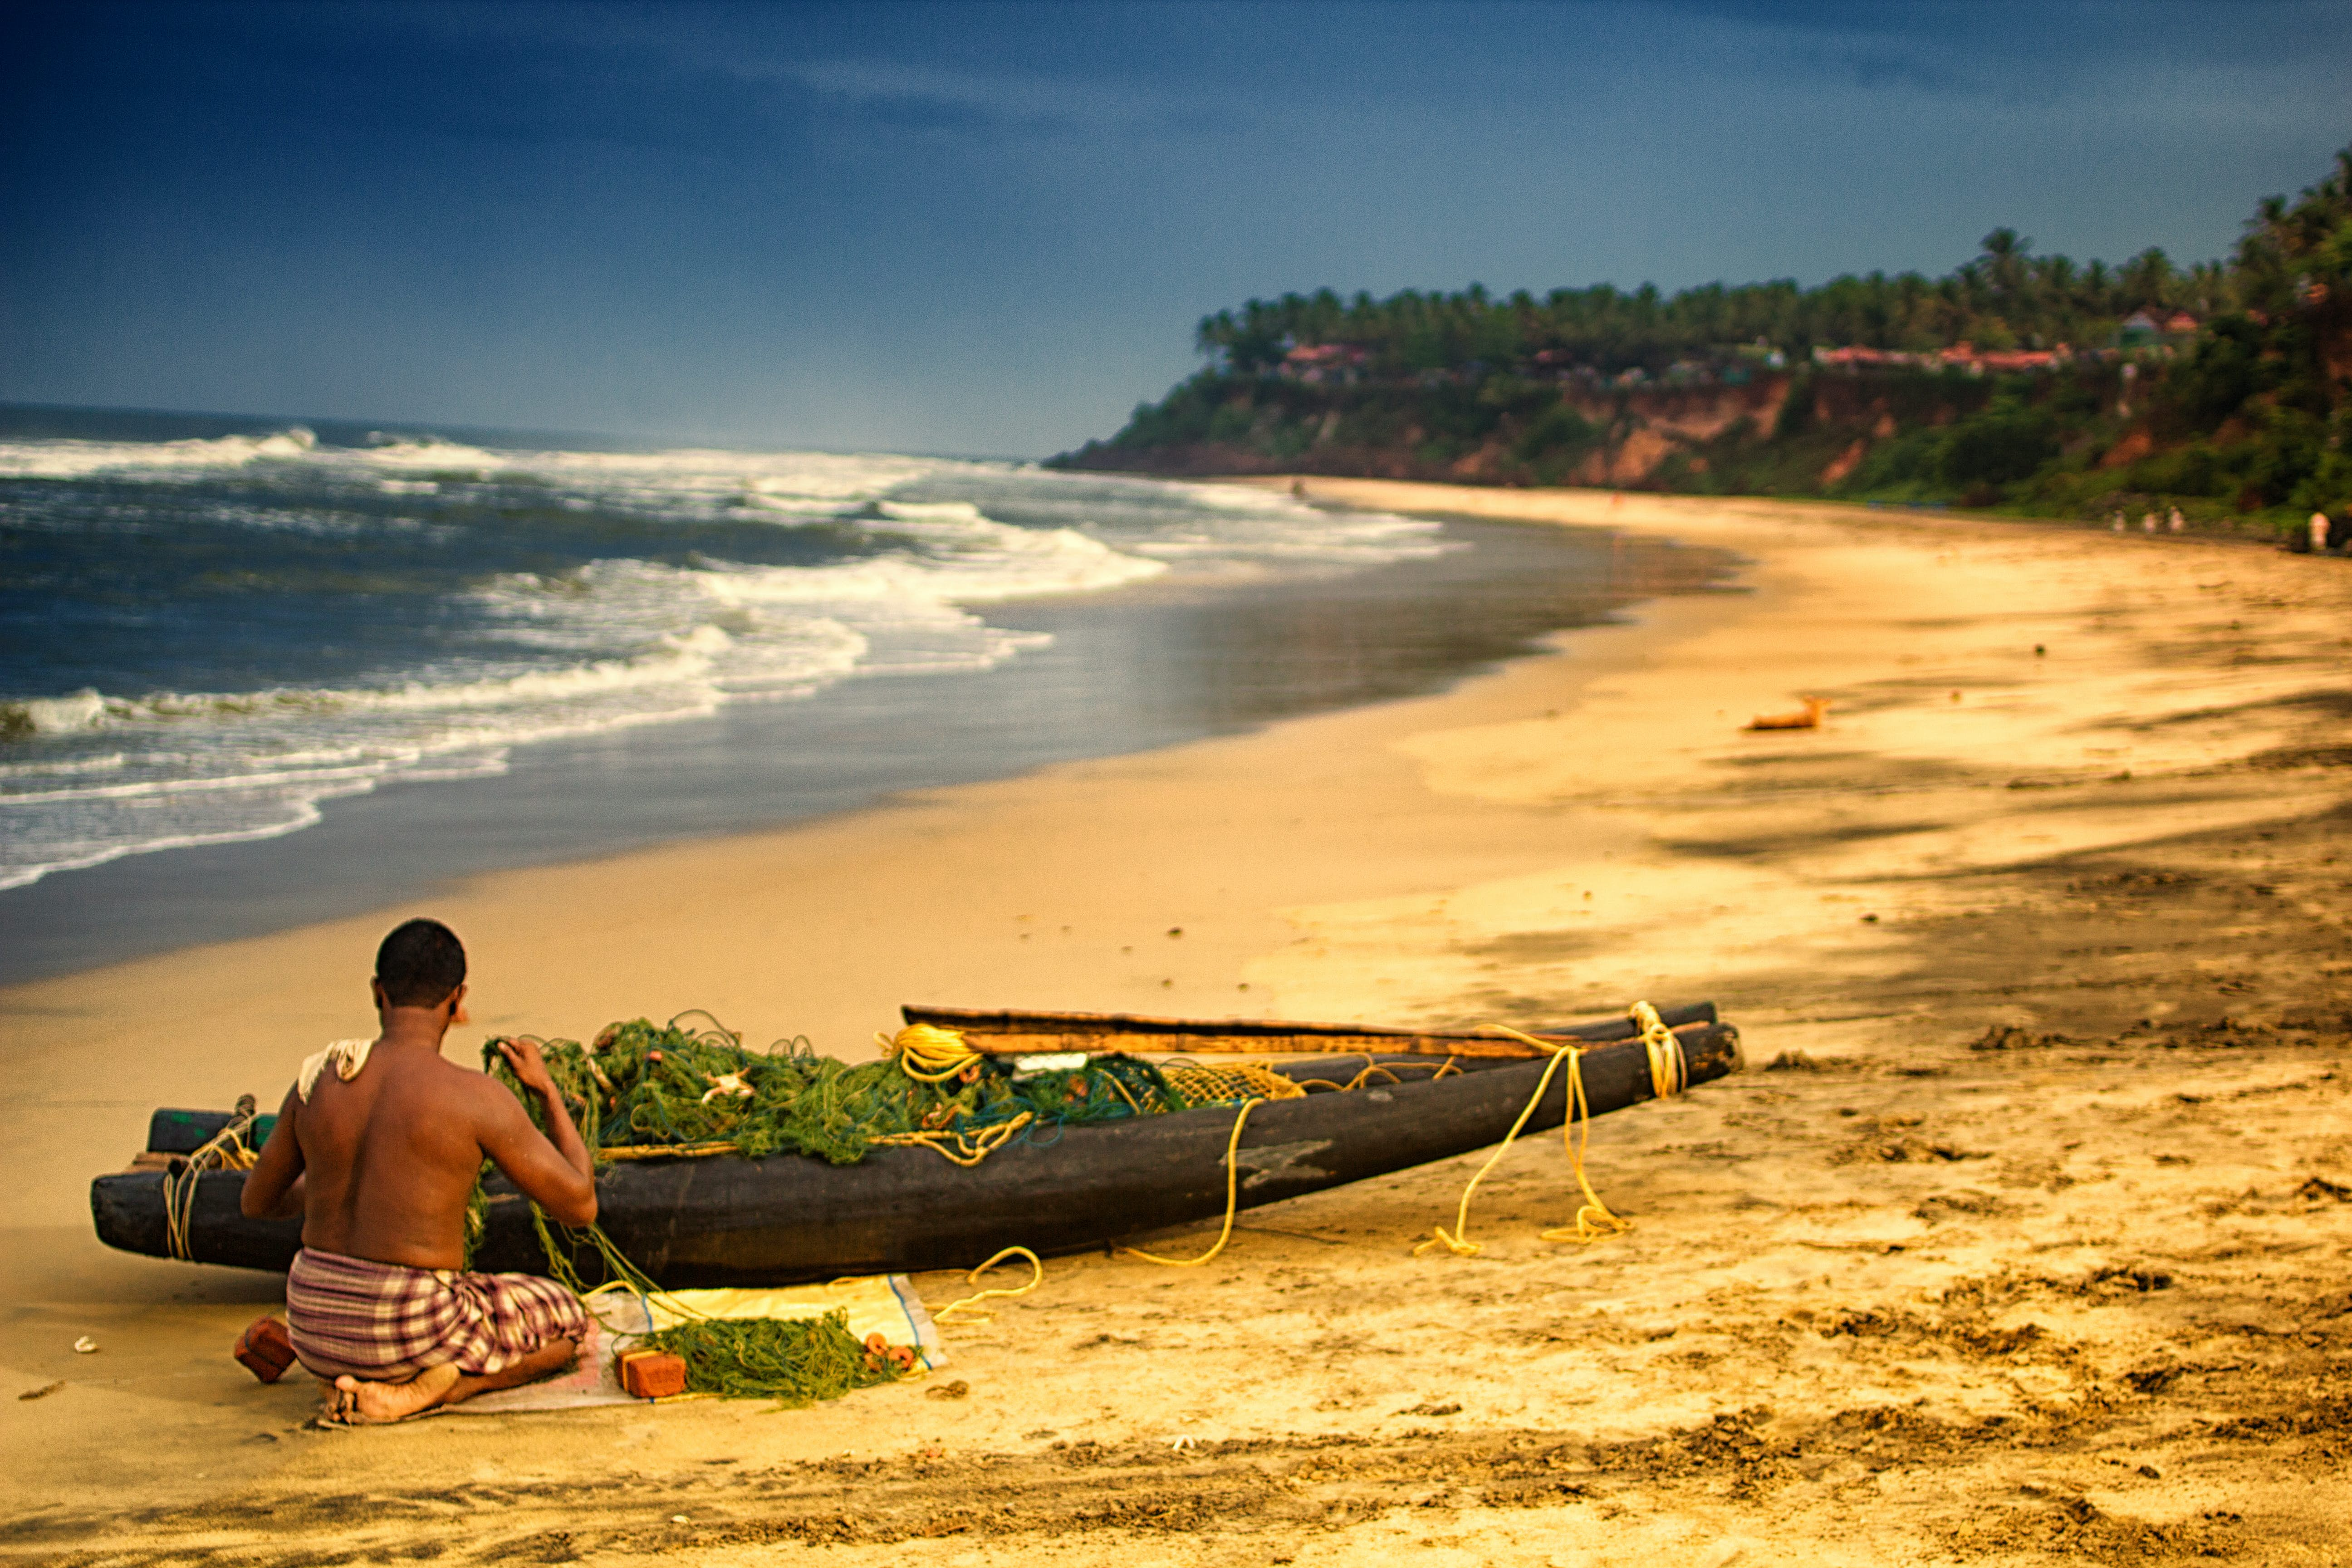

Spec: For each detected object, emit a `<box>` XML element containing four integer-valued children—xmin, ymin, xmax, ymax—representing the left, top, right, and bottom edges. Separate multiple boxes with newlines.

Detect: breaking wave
<box><xmin>0</xmin><ymin>431</ymin><xmax>1447</xmax><ymax>889</ymax></box>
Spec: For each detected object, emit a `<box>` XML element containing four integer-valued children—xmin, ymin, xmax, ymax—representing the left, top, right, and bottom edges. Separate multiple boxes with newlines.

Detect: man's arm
<box><xmin>240</xmin><ymin>1087</ymin><xmax>307</xmax><ymax>1220</ymax></box>
<box><xmin>478</xmin><ymin>1038</ymin><xmax>598</xmax><ymax>1227</ymax></box>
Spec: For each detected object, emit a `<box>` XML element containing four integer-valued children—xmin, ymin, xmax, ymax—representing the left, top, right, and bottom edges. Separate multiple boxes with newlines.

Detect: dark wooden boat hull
<box><xmin>90</xmin><ymin>1015</ymin><xmax>1738</xmax><ymax>1287</ymax></box>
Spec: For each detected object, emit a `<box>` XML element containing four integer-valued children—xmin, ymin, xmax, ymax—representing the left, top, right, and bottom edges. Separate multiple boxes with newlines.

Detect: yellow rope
<box><xmin>1117</xmin><ymin>1098</ymin><xmax>1264</xmax><ymax>1267</ymax></box>
<box><xmin>882</xmin><ymin>1023</ymin><xmax>985</xmax><ymax>1083</ymax></box>
<box><xmin>1415</xmin><ymin>1005</ymin><xmax>1686</xmax><ymax>1259</ymax></box>
<box><xmin>1534</xmin><ymin>1027</ymin><xmax>1634</xmax><ymax>1247</ymax></box>
<box><xmin>595</xmin><ymin>1140</ymin><xmax>742</xmax><ymax>1162</ymax></box>
<box><xmin>869</xmin><ymin>1112</ymin><xmax>1035</xmax><ymax>1167</ymax></box>
<box><xmin>1307</xmin><ymin>1051</ymin><xmax>1388</xmax><ymax>1092</ymax></box>
<box><xmin>164</xmin><ymin>1099</ymin><xmax>260</xmax><ymax>1261</ymax></box>
<box><xmin>936</xmin><ymin>1246</ymin><xmax>1045</xmax><ymax>1323</ymax></box>
<box><xmin>1413</xmin><ymin>1030</ymin><xmax>1582</xmax><ymax>1259</ymax></box>
<box><xmin>1297</xmin><ymin>1054</ymin><xmax>1455</xmax><ymax>1093</ymax></box>
<box><xmin>919</xmin><ymin>1043</ymin><xmax>1471</xmax><ymax>1305</ymax></box>
<box><xmin>592</xmin><ymin>1111</ymin><xmax>1039</xmax><ymax>1168</ymax></box>
<box><xmin>1631</xmin><ymin>1001</ymin><xmax>1688</xmax><ymax>1098</ymax></box>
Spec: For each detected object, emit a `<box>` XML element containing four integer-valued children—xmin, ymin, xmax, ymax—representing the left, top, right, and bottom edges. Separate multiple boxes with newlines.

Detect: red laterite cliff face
<box><xmin>1063</xmin><ymin>374</ymin><xmax>1803</xmax><ymax>489</ymax></box>
<box><xmin>1062</xmin><ymin>331</ymin><xmax>2345</xmax><ymax>524</ymax></box>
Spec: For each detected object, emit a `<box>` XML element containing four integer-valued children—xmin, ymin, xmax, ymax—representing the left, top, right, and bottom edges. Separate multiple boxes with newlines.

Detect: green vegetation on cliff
<box><xmin>1056</xmin><ymin>148</ymin><xmax>2352</xmax><ymax>531</ymax></box>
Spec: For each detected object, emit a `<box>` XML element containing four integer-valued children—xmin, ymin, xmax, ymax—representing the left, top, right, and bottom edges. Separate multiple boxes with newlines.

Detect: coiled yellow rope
<box><xmin>1414</xmin><ymin>1004</ymin><xmax>1687</xmax><ymax>1259</ymax></box>
<box><xmin>883</xmin><ymin>1023</ymin><xmax>986</xmax><ymax>1083</ymax></box>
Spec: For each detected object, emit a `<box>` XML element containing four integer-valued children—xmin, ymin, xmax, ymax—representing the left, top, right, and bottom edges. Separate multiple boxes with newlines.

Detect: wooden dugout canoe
<box><xmin>89</xmin><ymin>1003</ymin><xmax>1737</xmax><ymax>1287</ymax></box>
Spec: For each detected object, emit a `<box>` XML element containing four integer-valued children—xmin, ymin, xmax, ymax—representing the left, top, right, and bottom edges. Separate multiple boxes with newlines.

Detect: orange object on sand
<box><xmin>1744</xmin><ymin>696</ymin><xmax>1830</xmax><ymax>731</ymax></box>
<box><xmin>617</xmin><ymin>1348</ymin><xmax>689</xmax><ymax>1399</ymax></box>
<box><xmin>862</xmin><ymin>1331</ymin><xmax>916</xmax><ymax>1372</ymax></box>
<box><xmin>234</xmin><ymin>1314</ymin><xmax>297</xmax><ymax>1383</ymax></box>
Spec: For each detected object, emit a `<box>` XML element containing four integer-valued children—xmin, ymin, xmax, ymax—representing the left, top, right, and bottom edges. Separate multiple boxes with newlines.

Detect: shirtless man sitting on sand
<box><xmin>240</xmin><ymin>918</ymin><xmax>599</xmax><ymax>1423</ymax></box>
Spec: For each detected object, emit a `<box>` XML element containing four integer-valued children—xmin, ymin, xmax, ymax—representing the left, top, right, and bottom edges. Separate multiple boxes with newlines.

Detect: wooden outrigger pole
<box><xmin>900</xmin><ymin>1000</ymin><xmax>1720</xmax><ymax>1060</ymax></box>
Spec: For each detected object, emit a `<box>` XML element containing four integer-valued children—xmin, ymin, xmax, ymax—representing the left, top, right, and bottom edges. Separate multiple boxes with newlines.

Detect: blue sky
<box><xmin>4</xmin><ymin>1</ymin><xmax>2346</xmax><ymax>457</ymax></box>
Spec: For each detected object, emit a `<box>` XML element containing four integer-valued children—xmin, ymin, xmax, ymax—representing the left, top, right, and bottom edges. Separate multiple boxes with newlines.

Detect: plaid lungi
<box><xmin>286</xmin><ymin>1247</ymin><xmax>590</xmax><ymax>1381</ymax></box>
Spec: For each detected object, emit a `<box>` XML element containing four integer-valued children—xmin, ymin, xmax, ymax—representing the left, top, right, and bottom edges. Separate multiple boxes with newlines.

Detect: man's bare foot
<box><xmin>325</xmin><ymin>1362</ymin><xmax>461</xmax><ymax>1424</ymax></box>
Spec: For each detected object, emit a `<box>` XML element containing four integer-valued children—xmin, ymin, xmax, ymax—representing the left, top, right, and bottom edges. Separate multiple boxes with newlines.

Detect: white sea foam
<box><xmin>1</xmin><ymin>690</ymin><xmax>107</xmax><ymax>735</ymax></box>
<box><xmin>0</xmin><ymin>749</ymin><xmax>515</xmax><ymax>893</ymax></box>
<box><xmin>2</xmin><ymin>437</ymin><xmax>1460</xmax><ymax>891</ymax></box>
<box><xmin>702</xmin><ymin>522</ymin><xmax>1167</xmax><ymax>611</ymax></box>
<box><xmin>0</xmin><ymin>427</ymin><xmax>319</xmax><ymax>479</ymax></box>
<box><xmin>0</xmin><ymin>750</ymin><xmax>131</xmax><ymax>779</ymax></box>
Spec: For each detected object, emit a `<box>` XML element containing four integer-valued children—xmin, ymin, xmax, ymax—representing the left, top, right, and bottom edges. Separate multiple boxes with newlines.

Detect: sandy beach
<box><xmin>7</xmin><ymin>480</ymin><xmax>2350</xmax><ymax>1564</ymax></box>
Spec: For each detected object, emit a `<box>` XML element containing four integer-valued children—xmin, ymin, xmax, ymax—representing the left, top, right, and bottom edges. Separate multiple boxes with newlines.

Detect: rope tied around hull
<box><xmin>163</xmin><ymin>1094</ymin><xmax>261</xmax><ymax>1261</ymax></box>
<box><xmin>1631</xmin><ymin>1000</ymin><xmax>1688</xmax><ymax>1099</ymax></box>
<box><xmin>1414</xmin><ymin>1002</ymin><xmax>1688</xmax><ymax>1259</ymax></box>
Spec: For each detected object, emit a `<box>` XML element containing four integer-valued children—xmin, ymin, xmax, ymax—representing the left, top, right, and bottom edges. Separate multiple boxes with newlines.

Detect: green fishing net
<box><xmin>518</xmin><ymin>1213</ymin><xmax>914</xmax><ymax>1406</ymax></box>
<box><xmin>481</xmin><ymin>1013</ymin><xmax>1205</xmax><ymax>1166</ymax></box>
<box><xmin>632</xmin><ymin>1308</ymin><xmax>904</xmax><ymax>1407</ymax></box>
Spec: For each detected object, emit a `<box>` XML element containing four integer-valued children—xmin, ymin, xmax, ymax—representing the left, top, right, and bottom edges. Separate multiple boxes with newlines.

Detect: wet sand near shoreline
<box><xmin>7</xmin><ymin>481</ymin><xmax>2351</xmax><ymax>1565</ymax></box>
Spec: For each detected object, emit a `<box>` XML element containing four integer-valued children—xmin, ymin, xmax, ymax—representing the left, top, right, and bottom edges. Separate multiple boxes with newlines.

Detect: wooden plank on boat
<box><xmin>926</xmin><ymin>1027</ymin><xmax>1681</xmax><ymax>1059</ymax></box>
<box><xmin>901</xmin><ymin>1000</ymin><xmax>1719</xmax><ymax>1059</ymax></box>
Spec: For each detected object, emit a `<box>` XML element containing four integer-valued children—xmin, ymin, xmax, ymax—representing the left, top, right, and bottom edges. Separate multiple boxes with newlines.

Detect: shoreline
<box><xmin>0</xmin><ymin>510</ymin><xmax>1714</xmax><ymax>989</ymax></box>
<box><xmin>9</xmin><ymin>480</ymin><xmax>2351</xmax><ymax>1559</ymax></box>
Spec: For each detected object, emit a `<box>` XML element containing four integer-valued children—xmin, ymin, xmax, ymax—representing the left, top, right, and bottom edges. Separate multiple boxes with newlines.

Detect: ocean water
<box><xmin>0</xmin><ymin>413</ymin><xmax>1454</xmax><ymax>893</ymax></box>
<box><xmin>0</xmin><ymin>406</ymin><xmax>1734</xmax><ymax>983</ymax></box>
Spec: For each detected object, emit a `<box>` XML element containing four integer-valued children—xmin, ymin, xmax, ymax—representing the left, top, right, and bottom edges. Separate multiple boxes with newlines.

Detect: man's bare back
<box><xmin>242</xmin><ymin>984</ymin><xmax>597</xmax><ymax>1264</ymax></box>
<box><xmin>240</xmin><ymin>920</ymin><xmax>598</xmax><ymax>1421</ymax></box>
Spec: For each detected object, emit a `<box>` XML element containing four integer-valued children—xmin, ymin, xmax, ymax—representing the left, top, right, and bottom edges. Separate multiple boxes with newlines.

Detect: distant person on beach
<box><xmin>239</xmin><ymin>918</ymin><xmax>598</xmax><ymax>1423</ymax></box>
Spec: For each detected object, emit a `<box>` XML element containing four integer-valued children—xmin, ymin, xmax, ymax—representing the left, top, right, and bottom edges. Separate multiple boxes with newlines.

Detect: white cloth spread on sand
<box><xmin>297</xmin><ymin>1038</ymin><xmax>375</xmax><ymax>1101</ymax></box>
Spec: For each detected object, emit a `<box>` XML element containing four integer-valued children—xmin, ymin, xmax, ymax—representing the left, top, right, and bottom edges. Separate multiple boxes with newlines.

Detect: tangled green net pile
<box><xmin>508</xmin><ymin>1220</ymin><xmax>914</xmax><ymax>1408</ymax></box>
<box><xmin>482</xmin><ymin>1012</ymin><xmax>1211</xmax><ymax>1167</ymax></box>
<box><xmin>633</xmin><ymin>1309</ymin><xmax>905</xmax><ymax>1408</ymax></box>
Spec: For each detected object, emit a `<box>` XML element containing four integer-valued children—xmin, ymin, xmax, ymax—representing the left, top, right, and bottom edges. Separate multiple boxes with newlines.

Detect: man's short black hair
<box><xmin>376</xmin><ymin>918</ymin><xmax>466</xmax><ymax>1009</ymax></box>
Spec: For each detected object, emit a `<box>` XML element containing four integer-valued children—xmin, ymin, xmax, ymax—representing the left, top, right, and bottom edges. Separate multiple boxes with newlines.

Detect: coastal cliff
<box><xmin>1060</xmin><ymin>372</ymin><xmax>1798</xmax><ymax>489</ymax></box>
<box><xmin>1056</xmin><ymin>148</ymin><xmax>2352</xmax><ymax>531</ymax></box>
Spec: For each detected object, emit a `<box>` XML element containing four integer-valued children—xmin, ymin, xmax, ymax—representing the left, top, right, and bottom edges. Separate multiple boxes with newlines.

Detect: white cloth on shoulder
<box><xmin>297</xmin><ymin>1038</ymin><xmax>376</xmax><ymax>1101</ymax></box>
